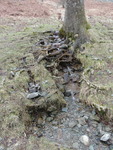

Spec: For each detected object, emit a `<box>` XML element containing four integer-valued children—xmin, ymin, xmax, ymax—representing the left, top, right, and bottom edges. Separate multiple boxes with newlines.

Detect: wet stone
<box><xmin>100</xmin><ymin>133</ymin><xmax>111</xmax><ymax>142</ymax></box>
<box><xmin>78</xmin><ymin>117</ymin><xmax>86</xmax><ymax>126</ymax></box>
<box><xmin>39</xmin><ymin>39</ymin><xmax>45</xmax><ymax>45</ymax></box>
<box><xmin>28</xmin><ymin>83</ymin><xmax>41</xmax><ymax>93</ymax></box>
<box><xmin>77</xmin><ymin>124</ymin><xmax>82</xmax><ymax>128</ymax></box>
<box><xmin>90</xmin><ymin>115</ymin><xmax>100</xmax><ymax>122</ymax></box>
<box><xmin>62</xmin><ymin>107</ymin><xmax>68</xmax><ymax>112</ymax></box>
<box><xmin>64</xmin><ymin>90</ymin><xmax>71</xmax><ymax>97</ymax></box>
<box><xmin>91</xmin><ymin>121</ymin><xmax>98</xmax><ymax>128</ymax></box>
<box><xmin>109</xmin><ymin>145</ymin><xmax>113</xmax><ymax>150</ymax></box>
<box><xmin>27</xmin><ymin>92</ymin><xmax>41</xmax><ymax>99</ymax></box>
<box><xmin>104</xmin><ymin>126</ymin><xmax>112</xmax><ymax>132</ymax></box>
<box><xmin>63</xmin><ymin>73</ymin><xmax>69</xmax><ymax>83</ymax></box>
<box><xmin>68</xmin><ymin>121</ymin><xmax>77</xmax><ymax>128</ymax></box>
<box><xmin>89</xmin><ymin>145</ymin><xmax>94</xmax><ymax>150</ymax></box>
<box><xmin>59</xmin><ymin>44</ymin><xmax>68</xmax><ymax>49</ymax></box>
<box><xmin>46</xmin><ymin>117</ymin><xmax>54</xmax><ymax>122</ymax></box>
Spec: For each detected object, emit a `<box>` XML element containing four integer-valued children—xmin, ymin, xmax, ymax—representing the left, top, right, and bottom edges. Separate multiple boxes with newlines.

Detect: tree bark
<box><xmin>64</xmin><ymin>0</ymin><xmax>88</xmax><ymax>44</ymax></box>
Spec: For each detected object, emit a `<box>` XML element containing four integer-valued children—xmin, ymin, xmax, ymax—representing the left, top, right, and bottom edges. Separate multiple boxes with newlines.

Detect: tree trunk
<box><xmin>64</xmin><ymin>0</ymin><xmax>88</xmax><ymax>44</ymax></box>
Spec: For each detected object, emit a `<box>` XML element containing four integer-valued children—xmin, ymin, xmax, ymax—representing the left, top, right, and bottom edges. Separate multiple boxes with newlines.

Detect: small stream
<box><xmin>30</xmin><ymin>31</ymin><xmax>113</xmax><ymax>150</ymax></box>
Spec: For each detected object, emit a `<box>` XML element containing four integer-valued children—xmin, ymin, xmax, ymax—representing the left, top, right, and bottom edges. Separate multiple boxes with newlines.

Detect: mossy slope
<box><xmin>77</xmin><ymin>19</ymin><xmax>113</xmax><ymax>119</ymax></box>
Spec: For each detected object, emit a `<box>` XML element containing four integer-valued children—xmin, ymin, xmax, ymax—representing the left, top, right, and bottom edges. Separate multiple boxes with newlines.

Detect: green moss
<box><xmin>86</xmin><ymin>22</ymin><xmax>91</xmax><ymax>30</ymax></box>
<box><xmin>78</xmin><ymin>19</ymin><xmax>113</xmax><ymax>119</ymax></box>
<box><xmin>59</xmin><ymin>27</ymin><xmax>66</xmax><ymax>37</ymax></box>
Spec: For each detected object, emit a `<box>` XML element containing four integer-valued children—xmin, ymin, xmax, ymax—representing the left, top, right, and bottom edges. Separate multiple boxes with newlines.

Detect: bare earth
<box><xmin>0</xmin><ymin>0</ymin><xmax>113</xmax><ymax>18</ymax></box>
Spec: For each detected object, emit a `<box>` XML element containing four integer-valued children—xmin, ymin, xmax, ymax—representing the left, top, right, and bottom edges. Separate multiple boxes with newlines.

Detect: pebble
<box><xmin>100</xmin><ymin>133</ymin><xmax>111</xmax><ymax>142</ymax></box>
<box><xmin>78</xmin><ymin>117</ymin><xmax>86</xmax><ymax>126</ymax></box>
<box><xmin>80</xmin><ymin>135</ymin><xmax>89</xmax><ymax>146</ymax></box>
<box><xmin>72</xmin><ymin>142</ymin><xmax>79</xmax><ymax>149</ymax></box>
<box><xmin>0</xmin><ymin>137</ymin><xmax>2</xmax><ymax>142</ymax></box>
<box><xmin>53</xmin><ymin>126</ymin><xmax>58</xmax><ymax>130</ymax></box>
<box><xmin>64</xmin><ymin>90</ymin><xmax>71</xmax><ymax>97</ymax></box>
<box><xmin>9</xmin><ymin>71</ymin><xmax>15</xmax><ymax>79</ymax></box>
<box><xmin>109</xmin><ymin>144</ymin><xmax>113</xmax><ymax>150</ymax></box>
<box><xmin>38</xmin><ymin>117</ymin><xmax>43</xmax><ymax>125</ymax></box>
<box><xmin>46</xmin><ymin>117</ymin><xmax>54</xmax><ymax>122</ymax></box>
<box><xmin>90</xmin><ymin>115</ymin><xmax>100</xmax><ymax>122</ymax></box>
<box><xmin>91</xmin><ymin>121</ymin><xmax>98</xmax><ymax>128</ymax></box>
<box><xmin>77</xmin><ymin>124</ymin><xmax>82</xmax><ymax>128</ymax></box>
<box><xmin>104</xmin><ymin>126</ymin><xmax>111</xmax><ymax>132</ymax></box>
<box><xmin>89</xmin><ymin>145</ymin><xmax>94</xmax><ymax>150</ymax></box>
<box><xmin>52</xmin><ymin>121</ymin><xmax>58</xmax><ymax>126</ymax></box>
<box><xmin>0</xmin><ymin>145</ymin><xmax>6</xmax><ymax>150</ymax></box>
<box><xmin>59</xmin><ymin>44</ymin><xmax>68</xmax><ymax>49</ymax></box>
<box><xmin>27</xmin><ymin>92</ymin><xmax>40</xmax><ymax>99</ymax></box>
<box><xmin>62</xmin><ymin>107</ymin><xmax>68</xmax><ymax>112</ymax></box>
<box><xmin>68</xmin><ymin>121</ymin><xmax>77</xmax><ymax>128</ymax></box>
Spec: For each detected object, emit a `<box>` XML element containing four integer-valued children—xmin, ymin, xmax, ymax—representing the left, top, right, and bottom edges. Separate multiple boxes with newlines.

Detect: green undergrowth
<box><xmin>77</xmin><ymin>19</ymin><xmax>113</xmax><ymax>120</ymax></box>
<box><xmin>0</xmin><ymin>17</ymin><xmax>66</xmax><ymax>149</ymax></box>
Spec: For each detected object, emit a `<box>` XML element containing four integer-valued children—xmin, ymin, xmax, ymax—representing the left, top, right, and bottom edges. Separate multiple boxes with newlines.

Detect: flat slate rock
<box><xmin>27</xmin><ymin>92</ymin><xmax>41</xmax><ymax>99</ymax></box>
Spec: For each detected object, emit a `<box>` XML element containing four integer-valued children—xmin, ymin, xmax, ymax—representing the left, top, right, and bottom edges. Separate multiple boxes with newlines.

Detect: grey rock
<box><xmin>40</xmin><ymin>92</ymin><xmax>47</xmax><ymax>97</ymax></box>
<box><xmin>0</xmin><ymin>137</ymin><xmax>2</xmax><ymax>142</ymax></box>
<box><xmin>109</xmin><ymin>145</ymin><xmax>113</xmax><ymax>150</ymax></box>
<box><xmin>72</xmin><ymin>142</ymin><xmax>79</xmax><ymax>149</ymax></box>
<box><xmin>28</xmin><ymin>83</ymin><xmax>41</xmax><ymax>93</ymax></box>
<box><xmin>100</xmin><ymin>133</ymin><xmax>111</xmax><ymax>142</ymax></box>
<box><xmin>104</xmin><ymin>126</ymin><xmax>112</xmax><ymax>132</ymax></box>
<box><xmin>78</xmin><ymin>117</ymin><xmax>86</xmax><ymax>126</ymax></box>
<box><xmin>52</xmin><ymin>126</ymin><xmax>58</xmax><ymax>130</ymax></box>
<box><xmin>27</xmin><ymin>92</ymin><xmax>40</xmax><ymax>99</ymax></box>
<box><xmin>97</xmin><ymin>124</ymin><xmax>103</xmax><ymax>135</ymax></box>
<box><xmin>46</xmin><ymin>117</ymin><xmax>54</xmax><ymax>122</ymax></box>
<box><xmin>63</xmin><ymin>73</ymin><xmax>69</xmax><ymax>83</ymax></box>
<box><xmin>91</xmin><ymin>121</ymin><xmax>98</xmax><ymax>128</ymax></box>
<box><xmin>62</xmin><ymin>107</ymin><xmax>68</xmax><ymax>112</ymax></box>
<box><xmin>8</xmin><ymin>71</ymin><xmax>15</xmax><ymax>79</ymax></box>
<box><xmin>0</xmin><ymin>145</ymin><xmax>6</xmax><ymax>150</ymax></box>
<box><xmin>37</xmin><ymin>117</ymin><xmax>44</xmax><ymax>125</ymax></box>
<box><xmin>59</xmin><ymin>44</ymin><xmax>68</xmax><ymax>49</ymax></box>
<box><xmin>90</xmin><ymin>115</ymin><xmax>100</xmax><ymax>122</ymax></box>
<box><xmin>80</xmin><ymin>135</ymin><xmax>90</xmax><ymax>146</ymax></box>
<box><xmin>68</xmin><ymin>121</ymin><xmax>77</xmax><ymax>128</ymax></box>
<box><xmin>84</xmin><ymin>116</ymin><xmax>89</xmax><ymax>122</ymax></box>
<box><xmin>64</xmin><ymin>90</ymin><xmax>71</xmax><ymax>97</ymax></box>
<box><xmin>29</xmin><ymin>87</ymin><xmax>37</xmax><ymax>93</ymax></box>
<box><xmin>52</xmin><ymin>121</ymin><xmax>58</xmax><ymax>126</ymax></box>
<box><xmin>77</xmin><ymin>124</ymin><xmax>82</xmax><ymax>128</ymax></box>
<box><xmin>89</xmin><ymin>145</ymin><xmax>94</xmax><ymax>150</ymax></box>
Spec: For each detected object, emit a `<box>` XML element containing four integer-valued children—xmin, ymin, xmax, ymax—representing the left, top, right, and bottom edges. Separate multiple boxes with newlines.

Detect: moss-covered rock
<box><xmin>24</xmin><ymin>64</ymin><xmax>66</xmax><ymax>112</ymax></box>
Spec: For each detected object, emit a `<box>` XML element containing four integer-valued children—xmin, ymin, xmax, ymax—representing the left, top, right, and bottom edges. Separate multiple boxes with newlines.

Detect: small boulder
<box><xmin>80</xmin><ymin>135</ymin><xmax>89</xmax><ymax>146</ymax></box>
<box><xmin>100</xmin><ymin>133</ymin><xmax>111</xmax><ymax>142</ymax></box>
